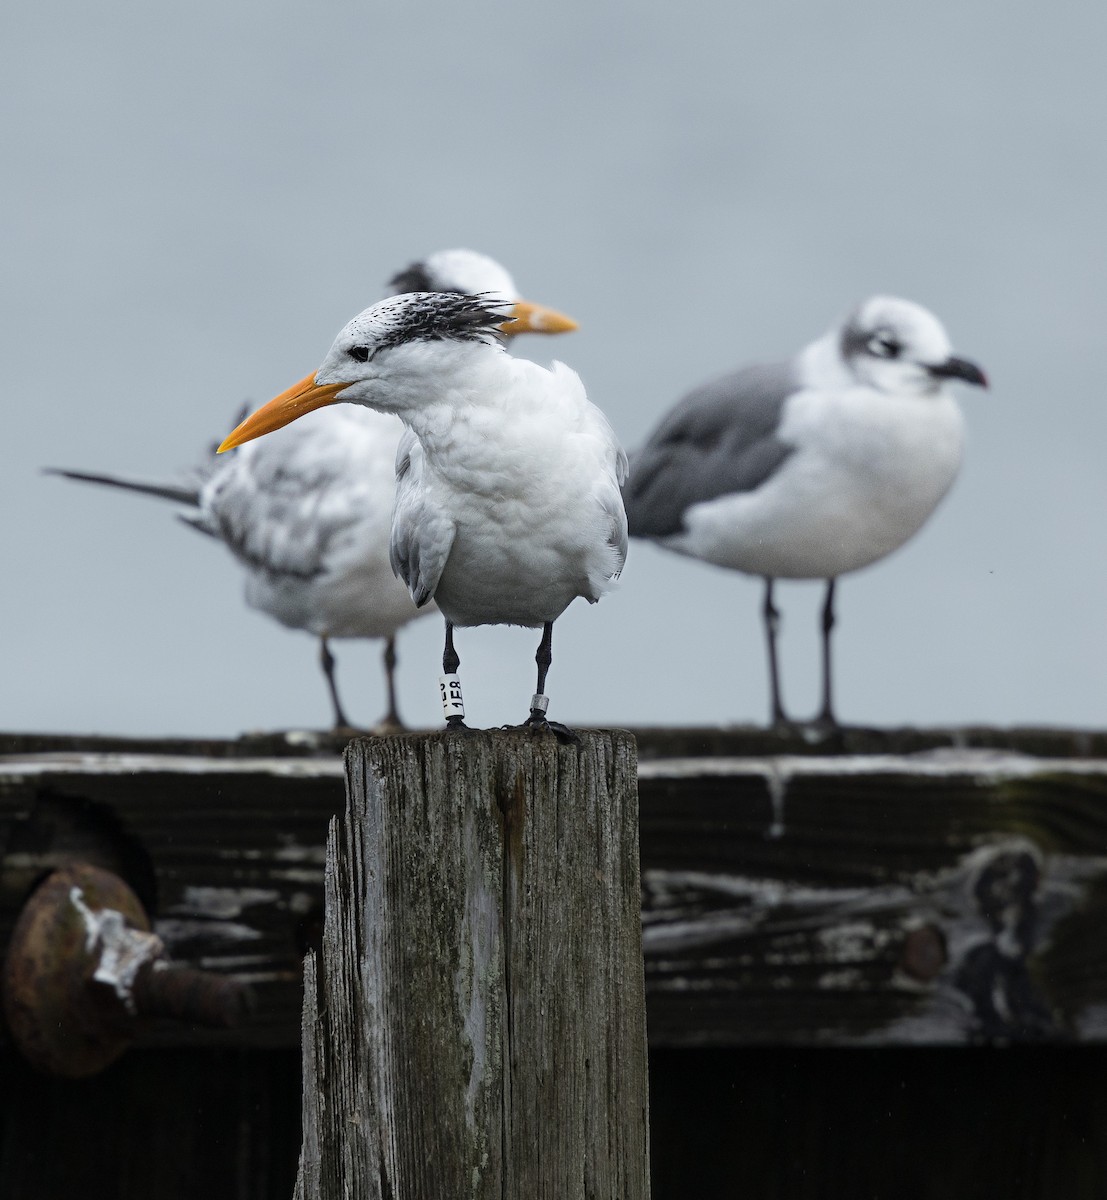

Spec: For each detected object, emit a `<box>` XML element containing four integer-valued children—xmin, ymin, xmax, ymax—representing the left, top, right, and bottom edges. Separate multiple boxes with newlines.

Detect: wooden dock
<box><xmin>2</xmin><ymin>724</ymin><xmax>1107</xmax><ymax>1197</ymax></box>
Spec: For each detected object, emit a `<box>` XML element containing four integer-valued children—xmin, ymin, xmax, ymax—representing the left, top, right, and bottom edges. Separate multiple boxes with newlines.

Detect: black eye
<box><xmin>867</xmin><ymin>331</ymin><xmax>901</xmax><ymax>359</ymax></box>
<box><xmin>348</xmin><ymin>345</ymin><xmax>369</xmax><ymax>363</ymax></box>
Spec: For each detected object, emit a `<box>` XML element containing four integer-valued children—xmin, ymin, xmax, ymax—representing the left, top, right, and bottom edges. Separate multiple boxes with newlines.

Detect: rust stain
<box><xmin>496</xmin><ymin>770</ymin><xmax>527</xmax><ymax>884</ymax></box>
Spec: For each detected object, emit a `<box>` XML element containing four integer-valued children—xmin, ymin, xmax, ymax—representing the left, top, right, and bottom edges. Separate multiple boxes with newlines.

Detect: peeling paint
<box><xmin>168</xmin><ymin>886</ymin><xmax>280</xmax><ymax>919</ymax></box>
<box><xmin>638</xmin><ymin>749</ymin><xmax>1107</xmax><ymax>783</ymax></box>
<box><xmin>273</xmin><ymin>843</ymin><xmax>327</xmax><ymax>865</ymax></box>
<box><xmin>71</xmin><ymin>886</ymin><xmax>163</xmax><ymax>1013</ymax></box>
<box><xmin>766</xmin><ymin>762</ymin><xmax>786</xmax><ymax>839</ymax></box>
<box><xmin>195</xmin><ymin>954</ymin><xmax>281</xmax><ymax>970</ymax></box>
<box><xmin>154</xmin><ymin>918</ymin><xmax>263</xmax><ymax>945</ymax></box>
<box><xmin>0</xmin><ymin>753</ymin><xmax>344</xmax><ymax>779</ymax></box>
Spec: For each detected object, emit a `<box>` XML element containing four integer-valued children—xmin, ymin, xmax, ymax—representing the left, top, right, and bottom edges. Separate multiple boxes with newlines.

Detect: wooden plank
<box><xmin>0</xmin><ymin>753</ymin><xmax>344</xmax><ymax>1049</ymax></box>
<box><xmin>295</xmin><ymin>730</ymin><xmax>650</xmax><ymax>1200</ymax></box>
<box><xmin>3</xmin><ymin>730</ymin><xmax>1107</xmax><ymax>1051</ymax></box>
<box><xmin>639</xmin><ymin>750</ymin><xmax>1107</xmax><ymax>1045</ymax></box>
<box><xmin>8</xmin><ymin>723</ymin><xmax>1107</xmax><ymax>759</ymax></box>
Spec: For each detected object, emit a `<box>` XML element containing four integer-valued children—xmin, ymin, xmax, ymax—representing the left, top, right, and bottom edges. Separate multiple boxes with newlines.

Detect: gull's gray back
<box><xmin>625</xmin><ymin>361</ymin><xmax>798</xmax><ymax>538</ymax></box>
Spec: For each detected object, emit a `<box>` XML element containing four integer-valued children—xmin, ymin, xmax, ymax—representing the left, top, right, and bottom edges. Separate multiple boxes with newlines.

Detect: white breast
<box><xmin>672</xmin><ymin>386</ymin><xmax>965</xmax><ymax>580</ymax></box>
<box><xmin>413</xmin><ymin>358</ymin><xmax>627</xmax><ymax>627</ymax></box>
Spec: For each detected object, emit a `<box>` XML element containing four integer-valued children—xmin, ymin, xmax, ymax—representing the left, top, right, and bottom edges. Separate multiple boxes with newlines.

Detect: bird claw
<box><xmin>520</xmin><ymin>714</ymin><xmax>581</xmax><ymax>745</ymax></box>
<box><xmin>444</xmin><ymin>716</ymin><xmax>477</xmax><ymax>734</ymax></box>
<box><xmin>769</xmin><ymin>714</ymin><xmax>843</xmax><ymax>746</ymax></box>
<box><xmin>799</xmin><ymin>715</ymin><xmax>844</xmax><ymax>746</ymax></box>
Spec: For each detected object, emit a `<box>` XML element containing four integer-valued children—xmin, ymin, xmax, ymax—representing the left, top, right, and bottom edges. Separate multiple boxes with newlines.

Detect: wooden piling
<box><xmin>294</xmin><ymin>729</ymin><xmax>650</xmax><ymax>1200</ymax></box>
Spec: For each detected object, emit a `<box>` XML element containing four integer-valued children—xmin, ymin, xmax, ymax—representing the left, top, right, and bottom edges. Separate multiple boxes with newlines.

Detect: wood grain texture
<box><xmin>296</xmin><ymin>729</ymin><xmax>650</xmax><ymax>1200</ymax></box>
<box><xmin>5</xmin><ymin>729</ymin><xmax>1107</xmax><ymax>1052</ymax></box>
<box><xmin>639</xmin><ymin>750</ymin><xmax>1107</xmax><ymax>1045</ymax></box>
<box><xmin>0</xmin><ymin>753</ymin><xmax>345</xmax><ymax>1050</ymax></box>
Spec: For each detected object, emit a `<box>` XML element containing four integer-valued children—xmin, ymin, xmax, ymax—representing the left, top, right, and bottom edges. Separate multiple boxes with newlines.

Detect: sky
<box><xmin>3</xmin><ymin>0</ymin><xmax>1106</xmax><ymax>738</ymax></box>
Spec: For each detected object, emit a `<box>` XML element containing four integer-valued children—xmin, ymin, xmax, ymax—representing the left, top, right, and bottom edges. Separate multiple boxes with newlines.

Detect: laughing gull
<box><xmin>48</xmin><ymin>250</ymin><xmax>577</xmax><ymax>730</ymax></box>
<box><xmin>624</xmin><ymin>296</ymin><xmax>987</xmax><ymax>728</ymax></box>
<box><xmin>217</xmin><ymin>292</ymin><xmax>628</xmax><ymax>736</ymax></box>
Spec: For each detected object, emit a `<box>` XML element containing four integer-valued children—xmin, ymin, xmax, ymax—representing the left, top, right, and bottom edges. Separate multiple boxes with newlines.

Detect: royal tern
<box><xmin>624</xmin><ymin>296</ymin><xmax>987</xmax><ymax>729</ymax></box>
<box><xmin>218</xmin><ymin>291</ymin><xmax>628</xmax><ymax>736</ymax></box>
<box><xmin>49</xmin><ymin>250</ymin><xmax>577</xmax><ymax>729</ymax></box>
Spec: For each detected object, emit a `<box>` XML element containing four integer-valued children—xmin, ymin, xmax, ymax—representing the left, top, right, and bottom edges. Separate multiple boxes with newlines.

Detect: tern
<box><xmin>624</xmin><ymin>295</ymin><xmax>987</xmax><ymax>730</ymax></box>
<box><xmin>217</xmin><ymin>291</ymin><xmax>628</xmax><ymax>737</ymax></box>
<box><xmin>49</xmin><ymin>250</ymin><xmax>577</xmax><ymax>730</ymax></box>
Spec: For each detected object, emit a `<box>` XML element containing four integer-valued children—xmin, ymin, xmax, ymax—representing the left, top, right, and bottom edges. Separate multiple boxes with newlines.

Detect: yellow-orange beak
<box><xmin>217</xmin><ymin>373</ymin><xmax>349</xmax><ymax>453</ymax></box>
<box><xmin>501</xmin><ymin>299</ymin><xmax>578</xmax><ymax>337</ymax></box>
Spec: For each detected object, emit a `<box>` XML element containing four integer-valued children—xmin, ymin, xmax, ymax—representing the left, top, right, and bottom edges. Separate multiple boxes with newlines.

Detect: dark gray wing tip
<box><xmin>44</xmin><ymin>467</ymin><xmax>202</xmax><ymax>508</ymax></box>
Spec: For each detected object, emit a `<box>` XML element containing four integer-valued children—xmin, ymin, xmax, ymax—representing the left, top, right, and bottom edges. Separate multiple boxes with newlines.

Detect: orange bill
<box><xmin>217</xmin><ymin>373</ymin><xmax>349</xmax><ymax>453</ymax></box>
<box><xmin>502</xmin><ymin>299</ymin><xmax>578</xmax><ymax>336</ymax></box>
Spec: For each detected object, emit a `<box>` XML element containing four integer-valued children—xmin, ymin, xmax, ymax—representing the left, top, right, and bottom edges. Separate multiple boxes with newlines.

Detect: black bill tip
<box><xmin>929</xmin><ymin>355</ymin><xmax>988</xmax><ymax>388</ymax></box>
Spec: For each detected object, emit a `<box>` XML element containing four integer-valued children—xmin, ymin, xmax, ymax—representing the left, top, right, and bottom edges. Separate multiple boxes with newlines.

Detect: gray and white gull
<box><xmin>49</xmin><ymin>250</ymin><xmax>576</xmax><ymax>729</ymax></box>
<box><xmin>624</xmin><ymin>295</ymin><xmax>987</xmax><ymax>729</ymax></box>
<box><xmin>218</xmin><ymin>291</ymin><xmax>628</xmax><ymax>736</ymax></box>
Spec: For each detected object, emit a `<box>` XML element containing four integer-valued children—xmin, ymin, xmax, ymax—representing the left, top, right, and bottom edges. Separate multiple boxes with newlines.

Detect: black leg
<box><xmin>319</xmin><ymin>636</ymin><xmax>352</xmax><ymax>730</ymax></box>
<box><xmin>442</xmin><ymin>621</ymin><xmax>459</xmax><ymax>675</ymax></box>
<box><xmin>380</xmin><ymin>634</ymin><xmax>403</xmax><ymax>729</ymax></box>
<box><xmin>762</xmin><ymin>578</ymin><xmax>788</xmax><ymax>728</ymax></box>
<box><xmin>522</xmin><ymin>622</ymin><xmax>579</xmax><ymax>742</ymax></box>
<box><xmin>817</xmin><ymin>578</ymin><xmax>839</xmax><ymax>728</ymax></box>
<box><xmin>441</xmin><ymin>622</ymin><xmax>466</xmax><ymax>730</ymax></box>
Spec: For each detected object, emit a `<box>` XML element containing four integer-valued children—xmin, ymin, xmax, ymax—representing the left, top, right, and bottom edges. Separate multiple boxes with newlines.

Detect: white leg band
<box><xmin>530</xmin><ymin>693</ymin><xmax>549</xmax><ymax>715</ymax></box>
<box><xmin>439</xmin><ymin>674</ymin><xmax>465</xmax><ymax>720</ymax></box>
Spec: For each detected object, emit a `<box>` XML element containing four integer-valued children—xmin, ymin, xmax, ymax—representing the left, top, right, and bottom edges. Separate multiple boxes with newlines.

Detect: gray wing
<box><xmin>202</xmin><ymin>419</ymin><xmax>386</xmax><ymax>581</ymax></box>
<box><xmin>202</xmin><ymin>449</ymin><xmax>339</xmax><ymax>580</ymax></box>
<box><xmin>389</xmin><ymin>432</ymin><xmax>455</xmax><ymax>607</ymax></box>
<box><xmin>624</xmin><ymin>361</ymin><xmax>799</xmax><ymax>538</ymax></box>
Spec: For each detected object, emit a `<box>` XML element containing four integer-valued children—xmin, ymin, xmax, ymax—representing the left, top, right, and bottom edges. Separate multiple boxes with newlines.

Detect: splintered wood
<box><xmin>294</xmin><ymin>729</ymin><xmax>650</xmax><ymax>1200</ymax></box>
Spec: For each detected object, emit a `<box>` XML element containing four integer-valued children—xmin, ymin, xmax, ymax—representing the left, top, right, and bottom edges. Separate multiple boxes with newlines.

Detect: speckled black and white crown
<box><xmin>343</xmin><ymin>291</ymin><xmax>510</xmax><ymax>363</ymax></box>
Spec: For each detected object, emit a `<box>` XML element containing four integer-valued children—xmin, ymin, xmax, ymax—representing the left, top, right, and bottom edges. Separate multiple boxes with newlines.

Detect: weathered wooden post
<box><xmin>294</xmin><ymin>729</ymin><xmax>650</xmax><ymax>1200</ymax></box>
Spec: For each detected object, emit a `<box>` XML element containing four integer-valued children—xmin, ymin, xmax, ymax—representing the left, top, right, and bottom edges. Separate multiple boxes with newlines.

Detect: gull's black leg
<box><xmin>816</xmin><ymin>577</ymin><xmax>839</xmax><ymax>729</ymax></box>
<box><xmin>762</xmin><ymin>577</ymin><xmax>789</xmax><ymax>728</ymax></box>
<box><xmin>441</xmin><ymin>621</ymin><xmax>467</xmax><ymax>730</ymax></box>
<box><xmin>522</xmin><ymin>621</ymin><xmax>579</xmax><ymax>743</ymax></box>
<box><xmin>319</xmin><ymin>635</ymin><xmax>353</xmax><ymax>730</ymax></box>
<box><xmin>379</xmin><ymin>634</ymin><xmax>403</xmax><ymax>729</ymax></box>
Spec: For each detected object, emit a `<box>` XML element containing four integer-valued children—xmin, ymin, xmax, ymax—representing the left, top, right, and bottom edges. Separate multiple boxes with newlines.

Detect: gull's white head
<box><xmin>218</xmin><ymin>292</ymin><xmax>512</xmax><ymax>452</ymax></box>
<box><xmin>386</xmin><ymin>248</ymin><xmax>577</xmax><ymax>338</ymax></box>
<box><xmin>839</xmin><ymin>296</ymin><xmax>988</xmax><ymax>396</ymax></box>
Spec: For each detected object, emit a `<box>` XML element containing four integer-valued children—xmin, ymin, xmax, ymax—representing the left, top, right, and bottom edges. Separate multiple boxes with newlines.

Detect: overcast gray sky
<box><xmin>4</xmin><ymin>0</ymin><xmax>1106</xmax><ymax>737</ymax></box>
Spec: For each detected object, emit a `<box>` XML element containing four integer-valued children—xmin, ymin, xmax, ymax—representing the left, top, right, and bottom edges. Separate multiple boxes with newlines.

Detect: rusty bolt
<box><xmin>900</xmin><ymin>922</ymin><xmax>948</xmax><ymax>983</ymax></box>
<box><xmin>133</xmin><ymin>961</ymin><xmax>253</xmax><ymax>1027</ymax></box>
<box><xmin>2</xmin><ymin>863</ymin><xmax>254</xmax><ymax>1077</ymax></box>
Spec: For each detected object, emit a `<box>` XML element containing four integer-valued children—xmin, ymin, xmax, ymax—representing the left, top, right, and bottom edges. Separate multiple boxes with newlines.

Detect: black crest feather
<box><xmin>372</xmin><ymin>292</ymin><xmax>508</xmax><ymax>357</ymax></box>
